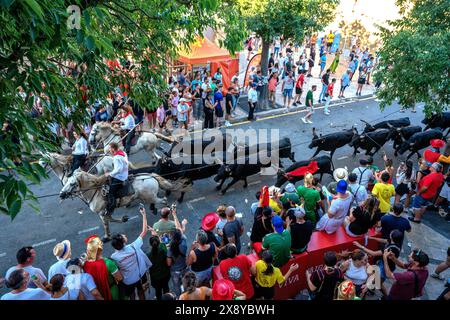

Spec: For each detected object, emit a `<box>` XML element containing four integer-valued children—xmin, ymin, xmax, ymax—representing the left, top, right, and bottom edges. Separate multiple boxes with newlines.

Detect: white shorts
<box><xmin>439</xmin><ymin>183</ymin><xmax>450</xmax><ymax>200</ymax></box>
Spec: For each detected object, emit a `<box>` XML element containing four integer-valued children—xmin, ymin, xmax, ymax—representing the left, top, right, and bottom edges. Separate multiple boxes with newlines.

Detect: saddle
<box><xmin>115</xmin><ymin>179</ymin><xmax>135</xmax><ymax>198</ymax></box>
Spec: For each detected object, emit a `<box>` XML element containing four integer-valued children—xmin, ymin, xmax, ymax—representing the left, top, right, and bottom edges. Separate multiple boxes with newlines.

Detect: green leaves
<box><xmin>22</xmin><ymin>0</ymin><xmax>44</xmax><ymax>19</ymax></box>
<box><xmin>376</xmin><ymin>0</ymin><xmax>450</xmax><ymax>113</ymax></box>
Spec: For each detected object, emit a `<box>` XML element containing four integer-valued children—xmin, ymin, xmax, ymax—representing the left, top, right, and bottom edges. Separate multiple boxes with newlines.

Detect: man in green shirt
<box><xmin>296</xmin><ymin>184</ymin><xmax>321</xmax><ymax>224</ymax></box>
<box><xmin>280</xmin><ymin>183</ymin><xmax>301</xmax><ymax>205</ymax></box>
<box><xmin>262</xmin><ymin>215</ymin><xmax>292</xmax><ymax>268</ymax></box>
<box><xmin>302</xmin><ymin>85</ymin><xmax>317</xmax><ymax>124</ymax></box>
<box><xmin>153</xmin><ymin>207</ymin><xmax>176</xmax><ymax>238</ymax></box>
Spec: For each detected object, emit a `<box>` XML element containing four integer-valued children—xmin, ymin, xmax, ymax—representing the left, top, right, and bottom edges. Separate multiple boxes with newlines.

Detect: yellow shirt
<box><xmin>255</xmin><ymin>260</ymin><xmax>285</xmax><ymax>288</ymax></box>
<box><xmin>269</xmin><ymin>199</ymin><xmax>282</xmax><ymax>214</ymax></box>
<box><xmin>372</xmin><ymin>183</ymin><xmax>395</xmax><ymax>213</ymax></box>
<box><xmin>327</xmin><ymin>33</ymin><xmax>335</xmax><ymax>43</ymax></box>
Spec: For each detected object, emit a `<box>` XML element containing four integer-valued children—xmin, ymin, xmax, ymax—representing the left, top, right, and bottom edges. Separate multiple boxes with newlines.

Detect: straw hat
<box><xmin>53</xmin><ymin>240</ymin><xmax>71</xmax><ymax>261</ymax></box>
<box><xmin>333</xmin><ymin>167</ymin><xmax>348</xmax><ymax>182</ymax></box>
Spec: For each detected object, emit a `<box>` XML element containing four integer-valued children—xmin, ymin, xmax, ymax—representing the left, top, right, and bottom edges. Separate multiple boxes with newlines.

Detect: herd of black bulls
<box><xmin>130</xmin><ymin>113</ymin><xmax>450</xmax><ymax>201</ymax></box>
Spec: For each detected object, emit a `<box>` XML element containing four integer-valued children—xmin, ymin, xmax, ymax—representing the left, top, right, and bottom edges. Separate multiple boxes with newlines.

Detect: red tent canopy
<box><xmin>178</xmin><ymin>38</ymin><xmax>232</xmax><ymax>64</ymax></box>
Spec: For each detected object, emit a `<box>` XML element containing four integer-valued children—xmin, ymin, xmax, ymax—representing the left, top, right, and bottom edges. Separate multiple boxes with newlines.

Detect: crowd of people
<box><xmin>246</xmin><ymin>32</ymin><xmax>380</xmax><ymax>124</ymax></box>
<box><xmin>2</xmin><ymin>138</ymin><xmax>449</xmax><ymax>301</ymax></box>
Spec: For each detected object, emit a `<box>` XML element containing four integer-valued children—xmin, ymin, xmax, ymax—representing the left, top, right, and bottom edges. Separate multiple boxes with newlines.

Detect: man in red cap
<box><xmin>423</xmin><ymin>139</ymin><xmax>446</xmax><ymax>167</ymax></box>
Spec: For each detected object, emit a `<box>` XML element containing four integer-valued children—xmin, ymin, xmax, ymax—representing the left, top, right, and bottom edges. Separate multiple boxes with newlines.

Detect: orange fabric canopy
<box><xmin>178</xmin><ymin>38</ymin><xmax>232</xmax><ymax>64</ymax></box>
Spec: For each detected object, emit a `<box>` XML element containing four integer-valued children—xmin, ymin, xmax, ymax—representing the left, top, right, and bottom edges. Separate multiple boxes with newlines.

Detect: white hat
<box><xmin>268</xmin><ymin>186</ymin><xmax>280</xmax><ymax>196</ymax></box>
<box><xmin>333</xmin><ymin>167</ymin><xmax>348</xmax><ymax>182</ymax></box>
<box><xmin>285</xmin><ymin>183</ymin><xmax>296</xmax><ymax>193</ymax></box>
<box><xmin>53</xmin><ymin>240</ymin><xmax>71</xmax><ymax>261</ymax></box>
<box><xmin>179</xmin><ymin>98</ymin><xmax>187</xmax><ymax>102</ymax></box>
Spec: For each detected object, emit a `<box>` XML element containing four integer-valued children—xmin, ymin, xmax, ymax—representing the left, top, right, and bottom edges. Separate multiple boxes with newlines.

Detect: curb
<box><xmin>229</xmin><ymin>93</ymin><xmax>375</xmax><ymax>124</ymax></box>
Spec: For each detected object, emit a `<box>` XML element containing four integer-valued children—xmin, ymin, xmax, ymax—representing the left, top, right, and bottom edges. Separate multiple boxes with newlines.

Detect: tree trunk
<box><xmin>258</xmin><ymin>38</ymin><xmax>271</xmax><ymax>110</ymax></box>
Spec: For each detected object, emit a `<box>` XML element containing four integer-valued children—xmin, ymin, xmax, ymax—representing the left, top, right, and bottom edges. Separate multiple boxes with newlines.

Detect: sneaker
<box><xmin>408</xmin><ymin>216</ymin><xmax>421</xmax><ymax>224</ymax></box>
<box><xmin>292</xmin><ymin>102</ymin><xmax>297</xmax><ymax>106</ymax></box>
<box><xmin>301</xmin><ymin>117</ymin><xmax>307</xmax><ymax>124</ymax></box>
<box><xmin>430</xmin><ymin>273</ymin><xmax>444</xmax><ymax>280</ymax></box>
<box><xmin>307</xmin><ymin>119</ymin><xmax>313</xmax><ymax>124</ymax></box>
<box><xmin>324</xmin><ymin>112</ymin><xmax>330</xmax><ymax>115</ymax></box>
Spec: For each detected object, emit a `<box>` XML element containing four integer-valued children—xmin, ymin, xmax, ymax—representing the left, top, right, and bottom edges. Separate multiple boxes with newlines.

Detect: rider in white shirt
<box><xmin>70</xmin><ymin>131</ymin><xmax>89</xmax><ymax>176</ymax></box>
<box><xmin>118</xmin><ymin>106</ymin><xmax>136</xmax><ymax>155</ymax></box>
<box><xmin>104</xmin><ymin>142</ymin><xmax>129</xmax><ymax>215</ymax></box>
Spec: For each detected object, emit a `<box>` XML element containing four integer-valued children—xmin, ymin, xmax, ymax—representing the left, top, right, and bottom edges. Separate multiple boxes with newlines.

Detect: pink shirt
<box><xmin>268</xmin><ymin>78</ymin><xmax>278</xmax><ymax>92</ymax></box>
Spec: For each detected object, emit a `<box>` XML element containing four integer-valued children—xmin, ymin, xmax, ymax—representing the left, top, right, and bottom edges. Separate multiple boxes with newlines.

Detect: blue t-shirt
<box><xmin>214</xmin><ymin>91</ymin><xmax>224</xmax><ymax>111</ymax></box>
<box><xmin>95</xmin><ymin>110</ymin><xmax>108</xmax><ymax>122</ymax></box>
<box><xmin>320</xmin><ymin>55</ymin><xmax>327</xmax><ymax>65</ymax></box>
<box><xmin>380</xmin><ymin>214</ymin><xmax>411</xmax><ymax>246</ymax></box>
<box><xmin>191</xmin><ymin>79</ymin><xmax>202</xmax><ymax>90</ymax></box>
<box><xmin>342</xmin><ymin>73</ymin><xmax>350</xmax><ymax>86</ymax></box>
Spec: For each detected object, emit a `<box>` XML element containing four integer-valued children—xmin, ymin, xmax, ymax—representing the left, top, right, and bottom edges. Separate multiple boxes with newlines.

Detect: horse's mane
<box><xmin>49</xmin><ymin>153</ymin><xmax>72</xmax><ymax>166</ymax></box>
<box><xmin>75</xmin><ymin>170</ymin><xmax>108</xmax><ymax>188</ymax></box>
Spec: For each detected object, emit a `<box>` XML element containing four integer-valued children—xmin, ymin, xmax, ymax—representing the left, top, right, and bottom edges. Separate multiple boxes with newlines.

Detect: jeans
<box><xmin>319</xmin><ymin>84</ymin><xmax>328</xmax><ymax>101</ymax></box>
<box><xmin>324</xmin><ymin>95</ymin><xmax>331</xmax><ymax>113</ymax></box>
<box><xmin>106</xmin><ymin>177</ymin><xmax>124</xmax><ymax>214</ymax></box>
<box><xmin>70</xmin><ymin>154</ymin><xmax>86</xmax><ymax>175</ymax></box>
<box><xmin>274</xmin><ymin>46</ymin><xmax>280</xmax><ymax>57</ymax></box>
<box><xmin>193</xmin><ymin>100</ymin><xmax>203</xmax><ymax>120</ymax></box>
<box><xmin>171</xmin><ymin>270</ymin><xmax>185</xmax><ymax>297</ymax></box>
<box><xmin>204</xmin><ymin>109</ymin><xmax>214</xmax><ymax>128</ymax></box>
<box><xmin>248</xmin><ymin>102</ymin><xmax>256</xmax><ymax>120</ymax></box>
<box><xmin>192</xmin><ymin>267</ymin><xmax>212</xmax><ymax>286</ymax></box>
<box><xmin>124</xmin><ymin>129</ymin><xmax>135</xmax><ymax>155</ymax></box>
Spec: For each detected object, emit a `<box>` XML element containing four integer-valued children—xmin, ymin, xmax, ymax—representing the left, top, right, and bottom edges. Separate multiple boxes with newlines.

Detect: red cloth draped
<box><xmin>286</xmin><ymin>161</ymin><xmax>319</xmax><ymax>179</ymax></box>
<box><xmin>260</xmin><ymin>186</ymin><xmax>270</xmax><ymax>207</ymax></box>
<box><xmin>83</xmin><ymin>259</ymin><xmax>112</xmax><ymax>300</ymax></box>
<box><xmin>114</xmin><ymin>150</ymin><xmax>126</xmax><ymax>157</ymax></box>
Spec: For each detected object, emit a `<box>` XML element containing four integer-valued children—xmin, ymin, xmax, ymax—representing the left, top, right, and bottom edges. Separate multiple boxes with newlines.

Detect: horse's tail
<box><xmin>151</xmin><ymin>174</ymin><xmax>191</xmax><ymax>192</ymax></box>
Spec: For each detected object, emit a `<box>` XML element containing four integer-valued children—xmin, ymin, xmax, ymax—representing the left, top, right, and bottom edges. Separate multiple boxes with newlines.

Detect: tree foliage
<box><xmin>0</xmin><ymin>0</ymin><xmax>245</xmax><ymax>219</ymax></box>
<box><xmin>375</xmin><ymin>0</ymin><xmax>449</xmax><ymax>114</ymax></box>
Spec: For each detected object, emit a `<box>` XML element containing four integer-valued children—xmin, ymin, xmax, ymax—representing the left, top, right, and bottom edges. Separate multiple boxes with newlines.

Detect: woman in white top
<box><xmin>70</xmin><ymin>131</ymin><xmax>89</xmax><ymax>176</ymax></box>
<box><xmin>213</xmin><ymin>67</ymin><xmax>223</xmax><ymax>85</ymax></box>
<box><xmin>49</xmin><ymin>274</ymin><xmax>84</xmax><ymax>300</ymax></box>
<box><xmin>394</xmin><ymin>160</ymin><xmax>416</xmax><ymax>209</ymax></box>
<box><xmin>340</xmin><ymin>249</ymin><xmax>369</xmax><ymax>298</ymax></box>
<box><xmin>316</xmin><ymin>180</ymin><xmax>353</xmax><ymax>234</ymax></box>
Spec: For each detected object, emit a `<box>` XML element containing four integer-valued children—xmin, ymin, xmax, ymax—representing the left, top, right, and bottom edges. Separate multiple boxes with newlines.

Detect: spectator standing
<box><xmin>306</xmin><ymin>251</ymin><xmax>344</xmax><ymax>301</ymax></box>
<box><xmin>287</xmin><ymin>207</ymin><xmax>314</xmax><ymax>254</ymax></box>
<box><xmin>296</xmin><ymin>173</ymin><xmax>322</xmax><ymax>224</ymax></box>
<box><xmin>48</xmin><ymin>240</ymin><xmax>71</xmax><ymax>281</ymax></box>
<box><xmin>318</xmin><ymin>69</ymin><xmax>331</xmax><ymax>102</ymax></box>
<box><xmin>318</xmin><ymin>54</ymin><xmax>327</xmax><ymax>77</ymax></box>
<box><xmin>268</xmin><ymin>72</ymin><xmax>278</xmax><ymax>105</ymax></box>
<box><xmin>111</xmin><ymin>208</ymin><xmax>152</xmax><ymax>300</ymax></box>
<box><xmin>323</xmin><ymin>78</ymin><xmax>336</xmax><ymax>115</ymax></box>
<box><xmin>338</xmin><ymin>70</ymin><xmax>351</xmax><ymax>98</ymax></box>
<box><xmin>380</xmin><ymin>204</ymin><xmax>411</xmax><ymax>248</ymax></box>
<box><xmin>214</xmin><ymin>84</ymin><xmax>225</xmax><ymax>127</ymax></box>
<box><xmin>204</xmin><ymin>89</ymin><xmax>215</xmax><ymax>129</ymax></box>
<box><xmin>247</xmin><ymin>83</ymin><xmax>258</xmax><ymax>121</ymax></box>
<box><xmin>383</xmin><ymin>248</ymin><xmax>429</xmax><ymax>300</ymax></box>
<box><xmin>431</xmin><ymin>247</ymin><xmax>450</xmax><ymax>280</ymax></box>
<box><xmin>356</xmin><ymin>67</ymin><xmax>367</xmax><ymax>96</ymax></box>
<box><xmin>219</xmin><ymin>244</ymin><xmax>255</xmax><ymax>299</ymax></box>
<box><xmin>301</xmin><ymin>85</ymin><xmax>317</xmax><ymax>124</ymax></box>
<box><xmin>347</xmin><ymin>172</ymin><xmax>368</xmax><ymax>207</ymax></box>
<box><xmin>340</xmin><ymin>250</ymin><xmax>370</xmax><ymax>297</ymax></box>
<box><xmin>186</xmin><ymin>230</ymin><xmax>217</xmax><ymax>286</ymax></box>
<box><xmin>153</xmin><ymin>206</ymin><xmax>177</xmax><ymax>240</ymax></box>
<box><xmin>148</xmin><ymin>236</ymin><xmax>170</xmax><ymax>300</ymax></box>
<box><xmin>261</xmin><ymin>216</ymin><xmax>292</xmax><ymax>268</ymax></box>
<box><xmin>394</xmin><ymin>160</ymin><xmax>416</xmax><ymax>209</ymax></box>
<box><xmin>5</xmin><ymin>247</ymin><xmax>47</xmax><ymax>289</ymax></box>
<box><xmin>222</xmin><ymin>206</ymin><xmax>244</xmax><ymax>254</ymax></box>
<box><xmin>200</xmin><ymin>212</ymin><xmax>221</xmax><ymax>248</ymax></box>
<box><xmin>410</xmin><ymin>162</ymin><xmax>444</xmax><ymax>223</ymax></box>
<box><xmin>371</xmin><ymin>172</ymin><xmax>395</xmax><ymax>215</ymax></box>
<box><xmin>49</xmin><ymin>274</ymin><xmax>84</xmax><ymax>300</ymax></box>
<box><xmin>167</xmin><ymin>230</ymin><xmax>188</xmax><ymax>297</ymax></box>
<box><xmin>292</xmin><ymin>71</ymin><xmax>305</xmax><ymax>107</ymax></box>
<box><xmin>65</xmin><ymin>258</ymin><xmax>104</xmax><ymax>300</ymax></box>
<box><xmin>352</xmin><ymin>158</ymin><xmax>375</xmax><ymax>189</ymax></box>
<box><xmin>253</xmin><ymin>250</ymin><xmax>298</xmax><ymax>300</ymax></box>
<box><xmin>282</xmin><ymin>72</ymin><xmax>295</xmax><ymax>111</ymax></box>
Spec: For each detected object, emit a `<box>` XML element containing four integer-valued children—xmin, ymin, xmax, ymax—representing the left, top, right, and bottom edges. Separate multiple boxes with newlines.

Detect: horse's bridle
<box><xmin>63</xmin><ymin>175</ymin><xmax>99</xmax><ymax>206</ymax></box>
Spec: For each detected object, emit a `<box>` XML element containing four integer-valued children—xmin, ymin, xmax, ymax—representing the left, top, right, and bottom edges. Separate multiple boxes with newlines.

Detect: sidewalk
<box><xmin>234</xmin><ymin>48</ymin><xmax>375</xmax><ymax>119</ymax></box>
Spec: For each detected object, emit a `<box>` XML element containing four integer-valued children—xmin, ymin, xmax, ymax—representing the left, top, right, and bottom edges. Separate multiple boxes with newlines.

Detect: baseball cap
<box><xmin>285</xmin><ymin>183</ymin><xmax>296</xmax><ymax>193</ymax></box>
<box><xmin>271</xmin><ymin>215</ymin><xmax>284</xmax><ymax>233</ymax></box>
<box><xmin>431</xmin><ymin>162</ymin><xmax>443</xmax><ymax>172</ymax></box>
<box><xmin>336</xmin><ymin>180</ymin><xmax>348</xmax><ymax>194</ymax></box>
<box><xmin>291</xmin><ymin>207</ymin><xmax>306</xmax><ymax>219</ymax></box>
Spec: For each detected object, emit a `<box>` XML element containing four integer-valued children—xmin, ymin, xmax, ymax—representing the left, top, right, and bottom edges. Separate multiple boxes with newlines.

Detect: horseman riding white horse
<box><xmin>59</xmin><ymin>168</ymin><xmax>188</xmax><ymax>241</ymax></box>
<box><xmin>89</xmin><ymin>122</ymin><xmax>160</xmax><ymax>164</ymax></box>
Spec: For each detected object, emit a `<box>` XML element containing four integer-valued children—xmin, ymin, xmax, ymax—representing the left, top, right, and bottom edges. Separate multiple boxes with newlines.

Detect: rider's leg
<box><xmin>124</xmin><ymin>129</ymin><xmax>135</xmax><ymax>154</ymax></box>
<box><xmin>106</xmin><ymin>177</ymin><xmax>123</xmax><ymax>214</ymax></box>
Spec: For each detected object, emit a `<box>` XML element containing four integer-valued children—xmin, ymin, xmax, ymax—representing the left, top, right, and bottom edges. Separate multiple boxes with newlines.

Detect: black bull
<box><xmin>275</xmin><ymin>156</ymin><xmax>333</xmax><ymax>187</ymax></box>
<box><xmin>389</xmin><ymin>126</ymin><xmax>422</xmax><ymax>156</ymax></box>
<box><xmin>422</xmin><ymin>112</ymin><xmax>450</xmax><ymax>137</ymax></box>
<box><xmin>308</xmin><ymin>128</ymin><xmax>354</xmax><ymax>159</ymax></box>
<box><xmin>362</xmin><ymin>117</ymin><xmax>410</xmax><ymax>133</ymax></box>
<box><xmin>349</xmin><ymin>128</ymin><xmax>391</xmax><ymax>156</ymax></box>
<box><xmin>397</xmin><ymin>129</ymin><xmax>445</xmax><ymax>160</ymax></box>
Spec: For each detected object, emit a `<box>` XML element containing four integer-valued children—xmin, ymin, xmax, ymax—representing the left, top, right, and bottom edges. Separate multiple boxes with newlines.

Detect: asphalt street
<box><xmin>1</xmin><ymin>97</ymin><xmax>449</xmax><ymax>296</ymax></box>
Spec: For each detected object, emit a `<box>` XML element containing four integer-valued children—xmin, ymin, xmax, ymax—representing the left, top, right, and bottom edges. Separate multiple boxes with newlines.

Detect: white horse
<box><xmin>89</xmin><ymin>122</ymin><xmax>160</xmax><ymax>164</ymax></box>
<box><xmin>59</xmin><ymin>169</ymin><xmax>188</xmax><ymax>241</ymax></box>
<box><xmin>38</xmin><ymin>152</ymin><xmax>136</xmax><ymax>184</ymax></box>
